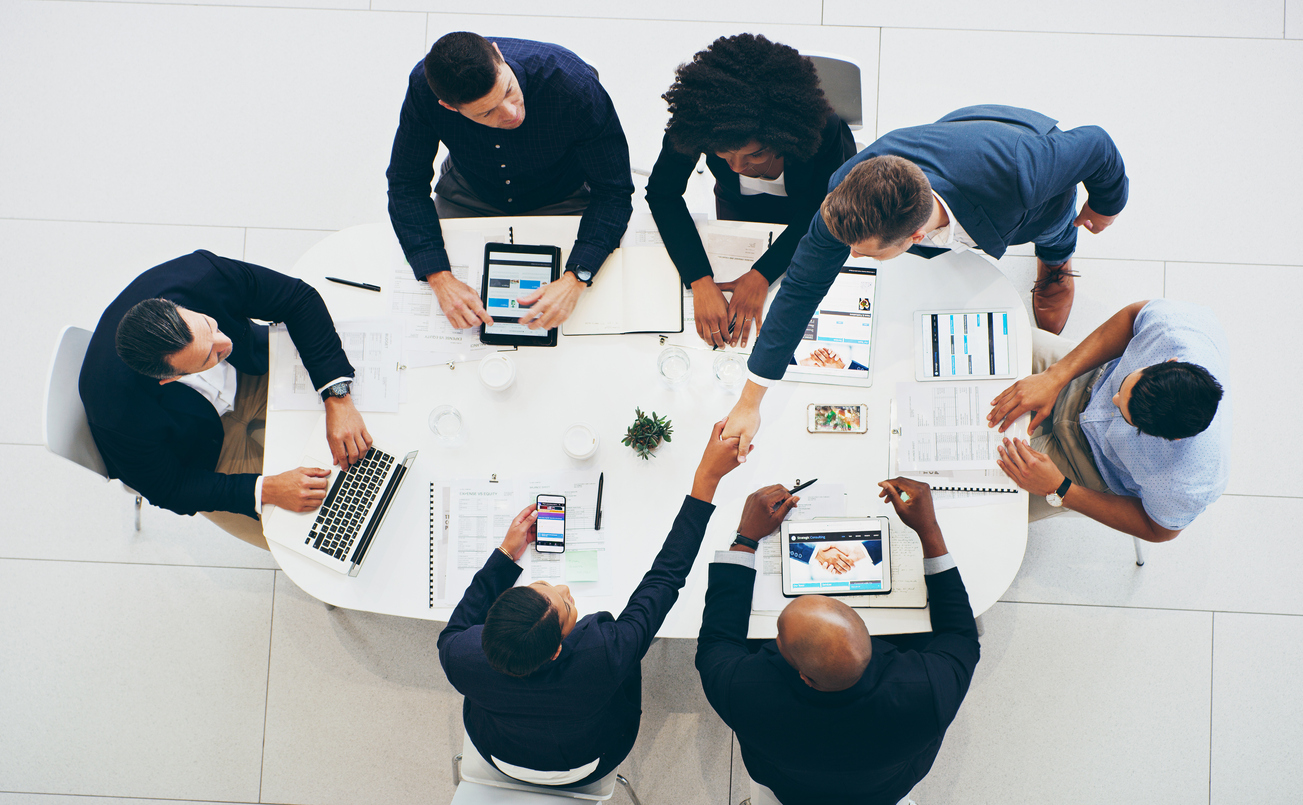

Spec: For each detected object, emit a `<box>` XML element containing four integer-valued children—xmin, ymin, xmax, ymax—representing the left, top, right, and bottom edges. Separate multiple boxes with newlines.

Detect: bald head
<box><xmin>775</xmin><ymin>596</ymin><xmax>872</xmax><ymax>692</ymax></box>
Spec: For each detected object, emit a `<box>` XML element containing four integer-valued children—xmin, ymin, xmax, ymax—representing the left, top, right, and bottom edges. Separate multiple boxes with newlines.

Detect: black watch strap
<box><xmin>1055</xmin><ymin>477</ymin><xmax>1073</xmax><ymax>498</ymax></box>
<box><xmin>321</xmin><ymin>380</ymin><xmax>352</xmax><ymax>401</ymax></box>
<box><xmin>731</xmin><ymin>533</ymin><xmax>760</xmax><ymax>550</ymax></box>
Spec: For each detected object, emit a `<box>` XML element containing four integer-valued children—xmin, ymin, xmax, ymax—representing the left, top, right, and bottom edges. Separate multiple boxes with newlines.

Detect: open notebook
<box><xmin>561</xmin><ymin>215</ymin><xmax>683</xmax><ymax>336</ymax></box>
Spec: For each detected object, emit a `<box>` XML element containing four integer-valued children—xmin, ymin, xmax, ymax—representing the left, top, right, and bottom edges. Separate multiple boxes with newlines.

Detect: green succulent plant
<box><xmin>621</xmin><ymin>407</ymin><xmax>673</xmax><ymax>460</ymax></box>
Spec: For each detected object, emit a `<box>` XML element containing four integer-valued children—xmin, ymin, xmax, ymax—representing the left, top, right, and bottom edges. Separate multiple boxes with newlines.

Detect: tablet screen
<box><xmin>483</xmin><ymin>248</ymin><xmax>555</xmax><ymax>339</ymax></box>
<box><xmin>785</xmin><ymin>266</ymin><xmax>876</xmax><ymax>382</ymax></box>
<box><xmin>784</xmin><ymin>521</ymin><xmax>889</xmax><ymax>595</ymax></box>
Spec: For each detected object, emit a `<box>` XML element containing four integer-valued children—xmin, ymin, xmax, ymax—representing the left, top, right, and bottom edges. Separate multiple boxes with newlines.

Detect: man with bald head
<box><xmin>696</xmin><ymin>479</ymin><xmax>981</xmax><ymax>805</ymax></box>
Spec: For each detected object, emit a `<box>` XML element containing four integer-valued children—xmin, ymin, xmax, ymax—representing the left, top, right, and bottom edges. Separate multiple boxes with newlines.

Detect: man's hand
<box><xmin>517</xmin><ymin>273</ymin><xmax>584</xmax><ymax>329</ymax></box>
<box><xmin>878</xmin><ymin>477</ymin><xmax>946</xmax><ymax>558</ymax></box>
<box><xmin>691</xmin><ymin>418</ymin><xmax>750</xmax><ymax>503</ymax></box>
<box><xmin>719</xmin><ymin>269</ymin><xmax>768</xmax><ymax>348</ymax></box>
<box><xmin>988</xmin><ymin>368</ymin><xmax>1068</xmax><ymax>434</ymax></box>
<box><xmin>262</xmin><ymin>467</ymin><xmax>332</xmax><ymax>513</ymax></box>
<box><xmin>324</xmin><ymin>394</ymin><xmax>373</xmax><ymax>471</ymax></box>
<box><xmin>723</xmin><ymin>381</ymin><xmax>766</xmax><ymax>463</ymax></box>
<box><xmin>736</xmin><ymin>484</ymin><xmax>800</xmax><ymax>539</ymax></box>
<box><xmin>499</xmin><ymin>504</ymin><xmax>539</xmax><ymax>561</ymax></box>
<box><xmin>1073</xmin><ymin>202</ymin><xmax>1118</xmax><ymax>234</ymax></box>
<box><xmin>997</xmin><ymin>437</ymin><xmax>1066</xmax><ymax>497</ymax></box>
<box><xmin>814</xmin><ymin>545</ymin><xmax>853</xmax><ymax>574</ymax></box>
<box><xmin>690</xmin><ymin>276</ymin><xmax>731</xmax><ymax>349</ymax></box>
<box><xmin>427</xmin><ymin>271</ymin><xmax>493</xmax><ymax>330</ymax></box>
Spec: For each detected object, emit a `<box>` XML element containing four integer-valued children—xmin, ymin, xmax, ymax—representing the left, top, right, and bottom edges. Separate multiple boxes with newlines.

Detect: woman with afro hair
<box><xmin>647</xmin><ymin>33</ymin><xmax>857</xmax><ymax>349</ymax></box>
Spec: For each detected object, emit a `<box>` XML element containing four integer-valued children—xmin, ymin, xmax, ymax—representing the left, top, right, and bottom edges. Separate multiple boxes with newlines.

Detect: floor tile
<box><xmin>1166</xmin><ymin>262</ymin><xmax>1302</xmax><ymax>498</ymax></box>
<box><xmin>259</xmin><ymin>574</ymin><xmax>457</xmax><ymax>805</ymax></box>
<box><xmin>244</xmin><ymin>228</ymin><xmax>334</xmax><ymax>273</ymax></box>
<box><xmin>1210</xmin><ymin>612</ymin><xmax>1303</xmax><ymax>804</ymax></box>
<box><xmin>1003</xmin><ymin>494</ymin><xmax>1303</xmax><ymax>616</ymax></box>
<box><xmin>91</xmin><ymin>0</ymin><xmax>369</xmax><ymax>8</ymax></box>
<box><xmin>909</xmin><ymin>601</ymin><xmax>1211</xmax><ymax>804</ymax></box>
<box><xmin>876</xmin><ymin>28</ymin><xmax>1303</xmax><ymax>267</ymax></box>
<box><xmin>827</xmin><ymin>0</ymin><xmax>1287</xmax><ymax>38</ymax></box>
<box><xmin>0</xmin><ymin>796</ymin><xmax>238</xmax><ymax>805</ymax></box>
<box><xmin>0</xmin><ymin>2</ymin><xmax>424</xmax><ymax>231</ymax></box>
<box><xmin>376</xmin><ymin>0</ymin><xmax>822</xmax><ymax>25</ymax></box>
<box><xmin>1</xmin><ymin>219</ymin><xmax>245</xmax><ymax>446</ymax></box>
<box><xmin>0</xmin><ymin>445</ymin><xmax>278</xmax><ymax>570</ymax></box>
<box><xmin>0</xmin><ymin>559</ymin><xmax>273</xmax><ymax>801</ymax></box>
<box><xmin>418</xmin><ymin>14</ymin><xmax>880</xmax><ymax>175</ymax></box>
<box><xmin>620</xmin><ymin>639</ymin><xmax>733</xmax><ymax>805</ymax></box>
<box><xmin>729</xmin><ymin>731</ymin><xmax>746</xmax><ymax>805</ymax></box>
<box><xmin>1290</xmin><ymin>0</ymin><xmax>1302</xmax><ymax>38</ymax></box>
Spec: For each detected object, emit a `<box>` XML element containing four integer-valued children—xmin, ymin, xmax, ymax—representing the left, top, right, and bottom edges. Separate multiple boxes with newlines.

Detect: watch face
<box><xmin>576</xmin><ymin>269</ymin><xmax>592</xmax><ymax>282</ymax></box>
<box><xmin>1046</xmin><ymin>493</ymin><xmax>1063</xmax><ymax>508</ymax></box>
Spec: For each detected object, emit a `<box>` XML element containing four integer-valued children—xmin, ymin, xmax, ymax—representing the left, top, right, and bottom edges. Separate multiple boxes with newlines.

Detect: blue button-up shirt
<box><xmin>1079</xmin><ymin>299</ymin><xmax>1232</xmax><ymax>530</ymax></box>
<box><xmin>386</xmin><ymin>38</ymin><xmax>633</xmax><ymax>281</ymax></box>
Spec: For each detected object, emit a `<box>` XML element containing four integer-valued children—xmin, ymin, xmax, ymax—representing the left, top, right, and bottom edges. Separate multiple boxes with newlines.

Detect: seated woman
<box><xmin>647</xmin><ymin>33</ymin><xmax>857</xmax><ymax>349</ymax></box>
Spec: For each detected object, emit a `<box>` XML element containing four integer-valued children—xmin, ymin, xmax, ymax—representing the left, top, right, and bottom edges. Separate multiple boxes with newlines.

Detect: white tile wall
<box><xmin>375</xmin><ymin>0</ymin><xmax>822</xmax><ymax>26</ymax></box>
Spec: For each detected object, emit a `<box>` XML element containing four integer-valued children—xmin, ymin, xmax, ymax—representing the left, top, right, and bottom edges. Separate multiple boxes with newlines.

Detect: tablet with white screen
<box><xmin>780</xmin><ymin>518</ymin><xmax>892</xmax><ymax>597</ymax></box>
<box><xmin>914</xmin><ymin>309</ymin><xmax>1016</xmax><ymax>381</ymax></box>
<box><xmin>480</xmin><ymin>243</ymin><xmax>561</xmax><ymax>347</ymax></box>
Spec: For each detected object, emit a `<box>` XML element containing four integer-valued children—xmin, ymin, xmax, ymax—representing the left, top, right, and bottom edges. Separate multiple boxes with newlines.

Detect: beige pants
<box><xmin>1027</xmin><ymin>330</ymin><xmax>1113</xmax><ymax>521</ymax></box>
<box><xmin>200</xmin><ymin>371</ymin><xmax>270</xmax><ymax>550</ymax></box>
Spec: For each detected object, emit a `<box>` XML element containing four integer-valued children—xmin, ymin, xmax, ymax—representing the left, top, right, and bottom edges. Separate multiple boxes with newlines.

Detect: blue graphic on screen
<box><xmin>536</xmin><ymin>500</ymin><xmax>565</xmax><ymax>547</ymax></box>
<box><xmin>484</xmin><ymin>251</ymin><xmax>553</xmax><ymax>337</ymax></box>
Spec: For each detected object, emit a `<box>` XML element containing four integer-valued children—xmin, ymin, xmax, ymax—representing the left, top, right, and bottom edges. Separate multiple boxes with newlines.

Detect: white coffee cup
<box><xmin>563</xmin><ymin>423</ymin><xmax>599</xmax><ymax>460</ymax></box>
<box><xmin>479</xmin><ymin>353</ymin><xmax>516</xmax><ymax>391</ymax></box>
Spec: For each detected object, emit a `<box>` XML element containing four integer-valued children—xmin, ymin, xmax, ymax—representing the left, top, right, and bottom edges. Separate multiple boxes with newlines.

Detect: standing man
<box><xmin>988</xmin><ymin>300</ymin><xmax>1230</xmax><ymax>541</ymax></box>
<box><xmin>696</xmin><ymin>479</ymin><xmax>980</xmax><ymax>805</ymax></box>
<box><xmin>723</xmin><ymin>105</ymin><xmax>1128</xmax><ymax>459</ymax></box>
<box><xmin>80</xmin><ymin>251</ymin><xmax>372</xmax><ymax>548</ymax></box>
<box><xmin>386</xmin><ymin>32</ymin><xmax>634</xmax><ymax>331</ymax></box>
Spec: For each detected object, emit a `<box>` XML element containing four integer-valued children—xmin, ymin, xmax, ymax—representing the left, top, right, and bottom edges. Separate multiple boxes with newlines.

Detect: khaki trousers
<box><xmin>200</xmin><ymin>371</ymin><xmax>270</xmax><ymax>550</ymax></box>
<box><xmin>1027</xmin><ymin>330</ymin><xmax>1112</xmax><ymax>521</ymax></box>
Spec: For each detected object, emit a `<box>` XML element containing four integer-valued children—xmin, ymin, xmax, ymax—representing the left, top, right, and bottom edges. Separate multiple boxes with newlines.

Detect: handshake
<box><xmin>811</xmin><ymin>543</ymin><xmax>871</xmax><ymax>575</ymax></box>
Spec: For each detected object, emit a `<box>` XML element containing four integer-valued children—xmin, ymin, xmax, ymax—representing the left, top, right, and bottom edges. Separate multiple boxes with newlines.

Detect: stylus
<box><xmin>326</xmin><ymin>276</ymin><xmax>381</xmax><ymax>292</ymax></box>
<box><xmin>787</xmin><ymin>478</ymin><xmax>818</xmax><ymax>496</ymax></box>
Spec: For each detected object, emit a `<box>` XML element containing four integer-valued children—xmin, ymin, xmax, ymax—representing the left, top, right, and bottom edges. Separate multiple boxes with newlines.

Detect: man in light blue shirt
<box><xmin>987</xmin><ymin>299</ymin><xmax>1229</xmax><ymax>542</ymax></box>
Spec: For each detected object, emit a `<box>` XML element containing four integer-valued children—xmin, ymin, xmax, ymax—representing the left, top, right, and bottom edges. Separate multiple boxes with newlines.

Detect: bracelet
<box><xmin>497</xmin><ymin>546</ymin><xmax>514</xmax><ymax>560</ymax></box>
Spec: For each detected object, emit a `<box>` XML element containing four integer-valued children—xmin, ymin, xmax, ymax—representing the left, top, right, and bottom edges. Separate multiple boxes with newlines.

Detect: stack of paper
<box><xmin>269</xmin><ymin>319</ymin><xmax>401</xmax><ymax>413</ymax></box>
<box><xmin>388</xmin><ymin>234</ymin><xmax>500</xmax><ymax>368</ymax></box>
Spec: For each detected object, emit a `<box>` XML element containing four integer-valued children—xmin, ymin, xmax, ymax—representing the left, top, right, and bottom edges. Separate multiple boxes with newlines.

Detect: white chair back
<box><xmin>805</xmin><ymin>52</ymin><xmax>864</xmax><ymax>131</ymax></box>
<box><xmin>44</xmin><ymin>325</ymin><xmax>108</xmax><ymax>478</ymax></box>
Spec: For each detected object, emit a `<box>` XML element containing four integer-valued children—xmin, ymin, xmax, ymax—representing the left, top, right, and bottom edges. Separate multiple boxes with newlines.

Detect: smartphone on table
<box><xmin>535</xmin><ymin>494</ymin><xmax>566</xmax><ymax>553</ymax></box>
<box><xmin>807</xmin><ymin>403</ymin><xmax>869</xmax><ymax>434</ymax></box>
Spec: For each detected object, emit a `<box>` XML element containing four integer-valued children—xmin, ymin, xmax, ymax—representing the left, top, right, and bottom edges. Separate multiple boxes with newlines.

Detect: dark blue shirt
<box><xmin>386</xmin><ymin>38</ymin><xmax>633</xmax><ymax>281</ymax></box>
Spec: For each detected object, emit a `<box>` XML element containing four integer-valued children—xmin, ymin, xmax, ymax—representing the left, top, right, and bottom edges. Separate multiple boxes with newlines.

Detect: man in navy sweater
<box><xmin>697</xmin><ymin>478</ymin><xmax>981</xmax><ymax>805</ymax></box>
<box><xmin>437</xmin><ymin>419</ymin><xmax>797</xmax><ymax>785</ymax></box>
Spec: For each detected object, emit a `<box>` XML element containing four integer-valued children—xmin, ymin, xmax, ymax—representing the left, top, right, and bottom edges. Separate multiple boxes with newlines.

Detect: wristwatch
<box><xmin>731</xmin><ymin>533</ymin><xmax>760</xmax><ymax>550</ymax></box>
<box><xmin>566</xmin><ymin>267</ymin><xmax>594</xmax><ymax>286</ymax></box>
<box><xmin>321</xmin><ymin>380</ymin><xmax>352</xmax><ymax>402</ymax></box>
<box><xmin>1046</xmin><ymin>477</ymin><xmax>1072</xmax><ymax>508</ymax></box>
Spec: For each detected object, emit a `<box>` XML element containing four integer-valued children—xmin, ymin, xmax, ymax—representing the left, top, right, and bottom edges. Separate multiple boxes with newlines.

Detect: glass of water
<box><xmin>713</xmin><ymin>353</ymin><xmax>746</xmax><ymax>391</ymax></box>
<box><xmin>657</xmin><ymin>346</ymin><xmax>691</xmax><ymax>387</ymax></box>
<box><xmin>428</xmin><ymin>405</ymin><xmax>466</xmax><ymax>446</ymax></box>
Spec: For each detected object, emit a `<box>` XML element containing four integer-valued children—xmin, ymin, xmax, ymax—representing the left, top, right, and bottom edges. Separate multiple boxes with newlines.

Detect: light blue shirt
<box><xmin>1079</xmin><ymin>300</ymin><xmax>1231</xmax><ymax>530</ymax></box>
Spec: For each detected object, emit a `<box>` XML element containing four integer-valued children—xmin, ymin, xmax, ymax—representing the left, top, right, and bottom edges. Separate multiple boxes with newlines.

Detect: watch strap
<box><xmin>731</xmin><ymin>533</ymin><xmax>760</xmax><ymax>550</ymax></box>
<box><xmin>566</xmin><ymin>267</ymin><xmax>593</xmax><ymax>287</ymax></box>
<box><xmin>1055</xmin><ymin>477</ymin><xmax>1073</xmax><ymax>498</ymax></box>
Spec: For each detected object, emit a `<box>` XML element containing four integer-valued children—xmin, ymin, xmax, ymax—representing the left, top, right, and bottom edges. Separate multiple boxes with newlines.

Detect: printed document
<box><xmin>269</xmin><ymin>319</ymin><xmax>401</xmax><ymax>413</ymax></box>
<box><xmin>895</xmin><ymin>381</ymin><xmax>1026</xmax><ymax>471</ymax></box>
<box><xmin>389</xmin><ymin>235</ymin><xmax>498</xmax><ymax>367</ymax></box>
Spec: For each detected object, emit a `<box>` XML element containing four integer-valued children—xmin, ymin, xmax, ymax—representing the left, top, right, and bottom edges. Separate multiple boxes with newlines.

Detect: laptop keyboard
<box><xmin>306</xmin><ymin>448</ymin><xmax>396</xmax><ymax>562</ymax></box>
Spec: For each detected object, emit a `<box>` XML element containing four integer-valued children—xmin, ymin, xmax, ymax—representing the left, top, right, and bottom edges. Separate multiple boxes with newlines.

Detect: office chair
<box><xmin>44</xmin><ymin>325</ymin><xmax>144</xmax><ymax>530</ymax></box>
<box><xmin>1133</xmin><ymin>536</ymin><xmax>1148</xmax><ymax>566</ymax></box>
<box><xmin>452</xmin><ymin>731</ymin><xmax>642</xmax><ymax>804</ymax></box>
<box><xmin>804</xmin><ymin>52</ymin><xmax>864</xmax><ymax>133</ymax></box>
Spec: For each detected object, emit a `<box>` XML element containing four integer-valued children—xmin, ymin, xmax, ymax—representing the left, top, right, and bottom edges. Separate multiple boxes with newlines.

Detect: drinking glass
<box><xmin>428</xmin><ymin>405</ymin><xmax>466</xmax><ymax>446</ymax></box>
<box><xmin>657</xmin><ymin>346</ymin><xmax>691</xmax><ymax>387</ymax></box>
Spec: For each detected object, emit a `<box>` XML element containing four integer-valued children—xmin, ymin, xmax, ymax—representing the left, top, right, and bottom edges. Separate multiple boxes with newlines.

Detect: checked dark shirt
<box><xmin>385</xmin><ymin>38</ymin><xmax>633</xmax><ymax>281</ymax></box>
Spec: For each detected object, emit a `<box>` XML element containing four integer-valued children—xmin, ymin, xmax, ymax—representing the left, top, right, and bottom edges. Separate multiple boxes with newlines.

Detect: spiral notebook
<box><xmin>429</xmin><ymin>482</ymin><xmax>449</xmax><ymax>608</ymax></box>
<box><xmin>888</xmin><ymin>400</ymin><xmax>1018</xmax><ymax>494</ymax></box>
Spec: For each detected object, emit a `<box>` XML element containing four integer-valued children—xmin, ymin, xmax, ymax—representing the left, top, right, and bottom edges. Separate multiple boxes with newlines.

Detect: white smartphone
<box><xmin>535</xmin><ymin>494</ymin><xmax>566</xmax><ymax>553</ymax></box>
<box><xmin>807</xmin><ymin>404</ymin><xmax>869</xmax><ymax>434</ymax></box>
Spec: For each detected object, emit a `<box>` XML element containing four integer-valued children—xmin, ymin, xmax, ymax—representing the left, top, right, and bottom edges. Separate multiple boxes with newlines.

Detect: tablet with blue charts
<box><xmin>914</xmin><ymin>309</ymin><xmax>1017</xmax><ymax>381</ymax></box>
<box><xmin>480</xmin><ymin>243</ymin><xmax>561</xmax><ymax>347</ymax></box>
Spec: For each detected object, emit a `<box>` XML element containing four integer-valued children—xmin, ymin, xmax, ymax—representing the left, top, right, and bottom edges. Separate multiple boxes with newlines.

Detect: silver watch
<box><xmin>1046</xmin><ymin>477</ymin><xmax>1072</xmax><ymax>508</ymax></box>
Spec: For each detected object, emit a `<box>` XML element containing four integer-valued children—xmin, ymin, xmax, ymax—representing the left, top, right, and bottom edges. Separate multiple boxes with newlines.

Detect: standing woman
<box><xmin>647</xmin><ymin>33</ymin><xmax>857</xmax><ymax>349</ymax></box>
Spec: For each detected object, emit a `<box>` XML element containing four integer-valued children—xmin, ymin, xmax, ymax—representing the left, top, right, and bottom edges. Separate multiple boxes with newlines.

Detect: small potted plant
<box><xmin>622</xmin><ymin>407</ymin><xmax>673</xmax><ymax>460</ymax></box>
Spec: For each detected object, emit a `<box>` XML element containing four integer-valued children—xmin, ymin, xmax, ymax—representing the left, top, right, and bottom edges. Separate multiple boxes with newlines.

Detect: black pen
<box><xmin>594</xmin><ymin>472</ymin><xmax>605</xmax><ymax>531</ymax></box>
<box><xmin>788</xmin><ymin>478</ymin><xmax>817</xmax><ymax>496</ymax></box>
<box><xmin>326</xmin><ymin>276</ymin><xmax>381</xmax><ymax>292</ymax></box>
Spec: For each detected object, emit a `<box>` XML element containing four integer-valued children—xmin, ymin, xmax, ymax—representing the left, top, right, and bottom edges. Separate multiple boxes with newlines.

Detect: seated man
<box><xmin>646</xmin><ymin>33</ymin><xmax>856</xmax><ymax>348</ymax></box>
<box><xmin>437</xmin><ymin>419</ymin><xmax>765</xmax><ymax>786</ymax></box>
<box><xmin>988</xmin><ymin>299</ymin><xmax>1230</xmax><ymax>542</ymax></box>
<box><xmin>697</xmin><ymin>479</ymin><xmax>980</xmax><ymax>805</ymax></box>
<box><xmin>724</xmin><ymin>105</ymin><xmax>1128</xmax><ymax>458</ymax></box>
<box><xmin>386</xmin><ymin>32</ymin><xmax>634</xmax><ymax>332</ymax></box>
<box><xmin>80</xmin><ymin>250</ymin><xmax>372</xmax><ymax>548</ymax></box>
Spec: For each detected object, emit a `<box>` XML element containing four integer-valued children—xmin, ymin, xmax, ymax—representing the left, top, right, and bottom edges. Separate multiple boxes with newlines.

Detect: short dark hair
<box><xmin>1128</xmin><ymin>361</ymin><xmax>1224</xmax><ymax>440</ymax></box>
<box><xmin>821</xmin><ymin>155</ymin><xmax>934</xmax><ymax>247</ymax></box>
<box><xmin>424</xmin><ymin>32</ymin><xmax>502</xmax><ymax>107</ymax></box>
<box><xmin>481</xmin><ymin>586</ymin><xmax>562</xmax><ymax>677</ymax></box>
<box><xmin>662</xmin><ymin>33</ymin><xmax>833</xmax><ymax>161</ymax></box>
<box><xmin>115</xmin><ymin>298</ymin><xmax>193</xmax><ymax>379</ymax></box>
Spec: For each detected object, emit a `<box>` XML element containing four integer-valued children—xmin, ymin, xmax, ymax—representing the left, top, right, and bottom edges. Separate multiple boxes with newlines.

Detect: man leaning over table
<box><xmin>386</xmin><ymin>31</ymin><xmax>634</xmax><ymax>332</ymax></box>
<box><xmin>988</xmin><ymin>299</ymin><xmax>1230</xmax><ymax>542</ymax></box>
<box><xmin>437</xmin><ymin>419</ymin><xmax>787</xmax><ymax>786</ymax></box>
<box><xmin>696</xmin><ymin>478</ymin><xmax>979</xmax><ymax>805</ymax></box>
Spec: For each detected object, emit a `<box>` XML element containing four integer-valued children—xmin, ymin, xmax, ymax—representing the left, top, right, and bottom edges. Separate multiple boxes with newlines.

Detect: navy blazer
<box><xmin>748</xmin><ymin>104</ymin><xmax>1128</xmax><ymax>381</ymax></box>
<box><xmin>79</xmin><ymin>251</ymin><xmax>354</xmax><ymax>519</ymax></box>
<box><xmin>438</xmin><ymin>496</ymin><xmax>715</xmax><ymax>781</ymax></box>
<box><xmin>696</xmin><ymin>561</ymin><xmax>980</xmax><ymax>805</ymax></box>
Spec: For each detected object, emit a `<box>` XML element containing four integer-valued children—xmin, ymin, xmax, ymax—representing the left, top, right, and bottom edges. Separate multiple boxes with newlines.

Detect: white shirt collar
<box><xmin>922</xmin><ymin>192</ymin><xmax>976</xmax><ymax>251</ymax></box>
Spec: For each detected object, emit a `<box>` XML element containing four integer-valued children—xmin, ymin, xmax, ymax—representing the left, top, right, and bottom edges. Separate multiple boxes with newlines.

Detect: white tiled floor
<box><xmin>4</xmin><ymin>1</ymin><xmax>1301</xmax><ymax>804</ymax></box>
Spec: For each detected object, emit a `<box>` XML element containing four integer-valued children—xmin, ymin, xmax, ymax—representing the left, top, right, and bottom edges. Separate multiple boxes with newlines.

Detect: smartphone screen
<box><xmin>808</xmin><ymin>404</ymin><xmax>869</xmax><ymax>433</ymax></box>
<box><xmin>535</xmin><ymin>495</ymin><xmax>566</xmax><ymax>553</ymax></box>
